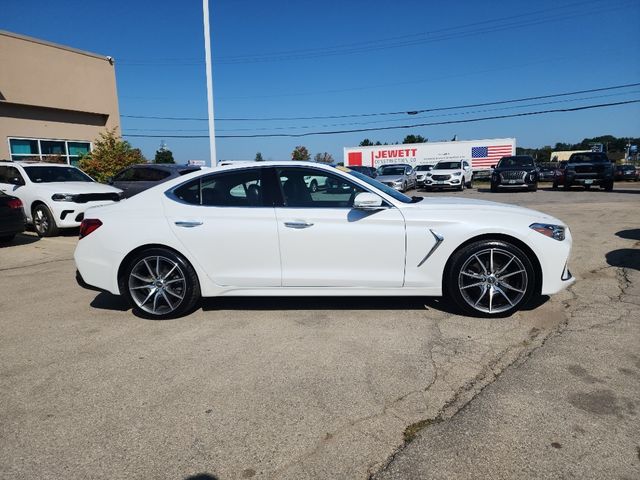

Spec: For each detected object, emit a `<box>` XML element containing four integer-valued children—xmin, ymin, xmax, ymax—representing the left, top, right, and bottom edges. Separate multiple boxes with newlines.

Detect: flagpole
<box><xmin>203</xmin><ymin>0</ymin><xmax>217</xmax><ymax>166</ymax></box>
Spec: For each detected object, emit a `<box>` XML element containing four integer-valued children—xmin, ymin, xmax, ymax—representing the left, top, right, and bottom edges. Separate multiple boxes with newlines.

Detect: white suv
<box><xmin>424</xmin><ymin>160</ymin><xmax>473</xmax><ymax>191</ymax></box>
<box><xmin>0</xmin><ymin>161</ymin><xmax>122</xmax><ymax>237</ymax></box>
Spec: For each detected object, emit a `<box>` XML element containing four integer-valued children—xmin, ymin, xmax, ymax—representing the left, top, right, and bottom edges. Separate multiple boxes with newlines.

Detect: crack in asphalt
<box><xmin>0</xmin><ymin>257</ymin><xmax>73</xmax><ymax>272</ymax></box>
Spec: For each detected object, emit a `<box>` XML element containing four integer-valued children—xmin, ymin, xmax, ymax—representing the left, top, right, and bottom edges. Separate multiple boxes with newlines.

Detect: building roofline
<box><xmin>0</xmin><ymin>29</ymin><xmax>111</xmax><ymax>62</ymax></box>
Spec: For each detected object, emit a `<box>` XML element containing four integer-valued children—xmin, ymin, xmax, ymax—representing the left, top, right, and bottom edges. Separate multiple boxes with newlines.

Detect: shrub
<box><xmin>79</xmin><ymin>128</ymin><xmax>146</xmax><ymax>183</ymax></box>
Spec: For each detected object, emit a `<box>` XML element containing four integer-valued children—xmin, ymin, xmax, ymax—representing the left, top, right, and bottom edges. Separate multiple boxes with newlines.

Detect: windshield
<box><xmin>415</xmin><ymin>165</ymin><xmax>432</xmax><ymax>171</ymax></box>
<box><xmin>378</xmin><ymin>166</ymin><xmax>406</xmax><ymax>176</ymax></box>
<box><xmin>434</xmin><ymin>161</ymin><xmax>461</xmax><ymax>170</ymax></box>
<box><xmin>569</xmin><ymin>153</ymin><xmax>609</xmax><ymax>163</ymax></box>
<box><xmin>496</xmin><ymin>156</ymin><xmax>534</xmax><ymax>168</ymax></box>
<box><xmin>24</xmin><ymin>166</ymin><xmax>93</xmax><ymax>183</ymax></box>
<box><xmin>345</xmin><ymin>169</ymin><xmax>414</xmax><ymax>203</ymax></box>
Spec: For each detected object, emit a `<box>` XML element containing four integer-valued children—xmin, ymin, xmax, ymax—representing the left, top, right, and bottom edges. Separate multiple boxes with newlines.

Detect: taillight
<box><xmin>79</xmin><ymin>219</ymin><xmax>102</xmax><ymax>239</ymax></box>
<box><xmin>7</xmin><ymin>198</ymin><xmax>23</xmax><ymax>209</ymax></box>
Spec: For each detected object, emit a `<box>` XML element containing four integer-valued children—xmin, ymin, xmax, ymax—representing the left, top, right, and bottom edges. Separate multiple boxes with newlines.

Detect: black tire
<box><xmin>552</xmin><ymin>181</ymin><xmax>558</xmax><ymax>189</ymax></box>
<box><xmin>309</xmin><ymin>180</ymin><xmax>318</xmax><ymax>193</ymax></box>
<box><xmin>0</xmin><ymin>234</ymin><xmax>16</xmax><ymax>243</ymax></box>
<box><xmin>563</xmin><ymin>182</ymin><xmax>571</xmax><ymax>191</ymax></box>
<box><xmin>32</xmin><ymin>204</ymin><xmax>59</xmax><ymax>237</ymax></box>
<box><xmin>490</xmin><ymin>182</ymin><xmax>499</xmax><ymax>193</ymax></box>
<box><xmin>445</xmin><ymin>239</ymin><xmax>537</xmax><ymax>317</ymax></box>
<box><xmin>466</xmin><ymin>178</ymin><xmax>473</xmax><ymax>189</ymax></box>
<box><xmin>402</xmin><ymin>182</ymin><xmax>407</xmax><ymax>192</ymax></box>
<box><xmin>458</xmin><ymin>181</ymin><xmax>464</xmax><ymax>191</ymax></box>
<box><xmin>584</xmin><ymin>185</ymin><xmax>590</xmax><ymax>190</ymax></box>
<box><xmin>121</xmin><ymin>247</ymin><xmax>201</xmax><ymax>319</ymax></box>
<box><xmin>603</xmin><ymin>180</ymin><xmax>614</xmax><ymax>192</ymax></box>
<box><xmin>529</xmin><ymin>182</ymin><xmax>538</xmax><ymax>192</ymax></box>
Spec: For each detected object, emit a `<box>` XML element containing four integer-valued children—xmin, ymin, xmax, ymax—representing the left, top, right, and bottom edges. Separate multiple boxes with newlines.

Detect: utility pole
<box><xmin>203</xmin><ymin>0</ymin><xmax>217</xmax><ymax>166</ymax></box>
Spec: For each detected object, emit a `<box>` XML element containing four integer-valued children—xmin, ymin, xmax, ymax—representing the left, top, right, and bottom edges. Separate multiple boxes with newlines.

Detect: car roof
<box><xmin>9</xmin><ymin>161</ymin><xmax>74</xmax><ymax>168</ymax></box>
<box><xmin>130</xmin><ymin>163</ymin><xmax>200</xmax><ymax>171</ymax></box>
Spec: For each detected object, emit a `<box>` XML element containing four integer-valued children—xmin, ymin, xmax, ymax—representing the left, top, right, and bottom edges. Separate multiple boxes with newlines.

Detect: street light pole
<box><xmin>203</xmin><ymin>0</ymin><xmax>217</xmax><ymax>166</ymax></box>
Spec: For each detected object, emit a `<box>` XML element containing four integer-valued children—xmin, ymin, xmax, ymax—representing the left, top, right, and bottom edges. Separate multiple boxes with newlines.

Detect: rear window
<box><xmin>178</xmin><ymin>168</ymin><xmax>200</xmax><ymax>176</ymax></box>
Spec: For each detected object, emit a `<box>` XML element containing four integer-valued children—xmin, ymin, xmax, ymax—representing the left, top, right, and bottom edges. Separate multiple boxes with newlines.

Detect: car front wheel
<box><xmin>446</xmin><ymin>239</ymin><xmax>536</xmax><ymax>317</ymax></box>
<box><xmin>123</xmin><ymin>248</ymin><xmax>201</xmax><ymax>319</ymax></box>
<box><xmin>33</xmin><ymin>204</ymin><xmax>59</xmax><ymax>237</ymax></box>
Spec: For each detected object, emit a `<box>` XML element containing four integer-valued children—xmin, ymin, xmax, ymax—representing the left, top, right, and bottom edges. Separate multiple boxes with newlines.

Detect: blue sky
<box><xmin>2</xmin><ymin>0</ymin><xmax>639</xmax><ymax>163</ymax></box>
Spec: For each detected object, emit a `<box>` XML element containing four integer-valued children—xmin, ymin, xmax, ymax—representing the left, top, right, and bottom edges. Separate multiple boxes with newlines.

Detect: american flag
<box><xmin>471</xmin><ymin>145</ymin><xmax>514</xmax><ymax>168</ymax></box>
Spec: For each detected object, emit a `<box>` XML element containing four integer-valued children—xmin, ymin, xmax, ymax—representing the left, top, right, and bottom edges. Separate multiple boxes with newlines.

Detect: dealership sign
<box><xmin>344</xmin><ymin>138</ymin><xmax>516</xmax><ymax>171</ymax></box>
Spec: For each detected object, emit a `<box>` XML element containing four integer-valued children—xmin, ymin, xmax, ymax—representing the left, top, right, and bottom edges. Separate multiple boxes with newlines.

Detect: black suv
<box><xmin>490</xmin><ymin>155</ymin><xmax>538</xmax><ymax>192</ymax></box>
<box><xmin>553</xmin><ymin>152</ymin><xmax>614</xmax><ymax>191</ymax></box>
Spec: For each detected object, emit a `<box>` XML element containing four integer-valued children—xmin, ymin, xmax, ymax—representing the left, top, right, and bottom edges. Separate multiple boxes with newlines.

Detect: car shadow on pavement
<box><xmin>90</xmin><ymin>292</ymin><xmax>130</xmax><ymax>311</ymax></box>
<box><xmin>615</xmin><ymin>229</ymin><xmax>640</xmax><ymax>241</ymax></box>
<box><xmin>606</xmin><ymin>249</ymin><xmax>640</xmax><ymax>271</ymax></box>
<box><xmin>201</xmin><ymin>296</ymin><xmax>433</xmax><ymax>312</ymax></box>
<box><xmin>0</xmin><ymin>232</ymin><xmax>40</xmax><ymax>248</ymax></box>
<box><xmin>184</xmin><ymin>474</ymin><xmax>218</xmax><ymax>480</ymax></box>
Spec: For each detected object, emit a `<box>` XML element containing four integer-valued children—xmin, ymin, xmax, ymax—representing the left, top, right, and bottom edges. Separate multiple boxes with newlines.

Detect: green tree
<box><xmin>402</xmin><ymin>134</ymin><xmax>427</xmax><ymax>144</ymax></box>
<box><xmin>255</xmin><ymin>152</ymin><xmax>264</xmax><ymax>161</ymax></box>
<box><xmin>78</xmin><ymin>128</ymin><xmax>146</xmax><ymax>183</ymax></box>
<box><xmin>314</xmin><ymin>152</ymin><xmax>334</xmax><ymax>164</ymax></box>
<box><xmin>154</xmin><ymin>148</ymin><xmax>175</xmax><ymax>164</ymax></box>
<box><xmin>359</xmin><ymin>139</ymin><xmax>383</xmax><ymax>146</ymax></box>
<box><xmin>292</xmin><ymin>145</ymin><xmax>310</xmax><ymax>161</ymax></box>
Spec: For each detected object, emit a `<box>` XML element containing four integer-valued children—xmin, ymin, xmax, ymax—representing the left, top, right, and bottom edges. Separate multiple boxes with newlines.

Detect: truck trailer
<box><xmin>344</xmin><ymin>138</ymin><xmax>515</xmax><ymax>172</ymax></box>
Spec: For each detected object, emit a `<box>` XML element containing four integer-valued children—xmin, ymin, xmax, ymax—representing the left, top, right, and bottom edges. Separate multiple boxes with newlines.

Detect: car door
<box><xmin>162</xmin><ymin>167</ymin><xmax>281</xmax><ymax>287</ymax></box>
<box><xmin>462</xmin><ymin>161</ymin><xmax>472</xmax><ymax>184</ymax></box>
<box><xmin>406</xmin><ymin>166</ymin><xmax>417</xmax><ymax>188</ymax></box>
<box><xmin>274</xmin><ymin>166</ymin><xmax>406</xmax><ymax>287</ymax></box>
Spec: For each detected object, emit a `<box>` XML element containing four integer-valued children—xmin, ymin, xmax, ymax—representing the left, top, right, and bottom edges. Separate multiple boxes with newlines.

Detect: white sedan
<box><xmin>74</xmin><ymin>162</ymin><xmax>574</xmax><ymax>319</ymax></box>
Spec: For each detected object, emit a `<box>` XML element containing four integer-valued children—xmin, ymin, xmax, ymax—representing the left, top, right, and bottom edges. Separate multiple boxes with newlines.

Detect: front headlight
<box><xmin>51</xmin><ymin>193</ymin><xmax>76</xmax><ymax>202</ymax></box>
<box><xmin>530</xmin><ymin>223</ymin><xmax>566</xmax><ymax>241</ymax></box>
<box><xmin>452</xmin><ymin>172</ymin><xmax>462</xmax><ymax>176</ymax></box>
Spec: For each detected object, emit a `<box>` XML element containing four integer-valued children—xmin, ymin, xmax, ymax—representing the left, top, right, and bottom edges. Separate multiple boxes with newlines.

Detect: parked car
<box><xmin>0</xmin><ymin>161</ymin><xmax>122</xmax><ymax>237</ymax></box>
<box><xmin>75</xmin><ymin>161</ymin><xmax>574</xmax><ymax>320</ymax></box>
<box><xmin>0</xmin><ymin>192</ymin><xmax>26</xmax><ymax>243</ymax></box>
<box><xmin>424</xmin><ymin>160</ymin><xmax>473</xmax><ymax>191</ymax></box>
<box><xmin>614</xmin><ymin>164</ymin><xmax>639</xmax><ymax>181</ymax></box>
<box><xmin>346</xmin><ymin>166</ymin><xmax>377</xmax><ymax>178</ymax></box>
<box><xmin>552</xmin><ymin>152</ymin><xmax>614</xmax><ymax>191</ymax></box>
<box><xmin>538</xmin><ymin>167</ymin><xmax>556</xmax><ymax>182</ymax></box>
<box><xmin>414</xmin><ymin>164</ymin><xmax>433</xmax><ymax>187</ymax></box>
<box><xmin>490</xmin><ymin>155</ymin><xmax>538</xmax><ymax>192</ymax></box>
<box><xmin>110</xmin><ymin>164</ymin><xmax>201</xmax><ymax>198</ymax></box>
<box><xmin>376</xmin><ymin>164</ymin><xmax>416</xmax><ymax>191</ymax></box>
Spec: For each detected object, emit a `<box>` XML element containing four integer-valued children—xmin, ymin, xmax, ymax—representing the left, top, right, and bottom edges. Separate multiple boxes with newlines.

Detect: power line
<box><xmin>121</xmin><ymin>99</ymin><xmax>640</xmax><ymax>139</ymax></box>
<box><xmin>118</xmin><ymin>0</ymin><xmax>631</xmax><ymax>66</ymax></box>
<box><xmin>120</xmin><ymin>82</ymin><xmax>640</xmax><ymax>122</ymax></box>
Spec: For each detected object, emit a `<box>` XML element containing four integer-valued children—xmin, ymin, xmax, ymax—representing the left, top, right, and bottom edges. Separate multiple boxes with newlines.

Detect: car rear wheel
<box><xmin>446</xmin><ymin>239</ymin><xmax>536</xmax><ymax>317</ymax></box>
<box><xmin>123</xmin><ymin>248</ymin><xmax>200</xmax><ymax>319</ymax></box>
<box><xmin>490</xmin><ymin>182</ymin><xmax>498</xmax><ymax>193</ymax></box>
<box><xmin>603</xmin><ymin>180</ymin><xmax>614</xmax><ymax>192</ymax></box>
<box><xmin>529</xmin><ymin>182</ymin><xmax>538</xmax><ymax>192</ymax></box>
<box><xmin>33</xmin><ymin>204</ymin><xmax>59</xmax><ymax>237</ymax></box>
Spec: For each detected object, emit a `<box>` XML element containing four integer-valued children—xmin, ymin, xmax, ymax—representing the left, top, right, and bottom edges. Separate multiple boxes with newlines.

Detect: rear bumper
<box><xmin>0</xmin><ymin>213</ymin><xmax>26</xmax><ymax>236</ymax></box>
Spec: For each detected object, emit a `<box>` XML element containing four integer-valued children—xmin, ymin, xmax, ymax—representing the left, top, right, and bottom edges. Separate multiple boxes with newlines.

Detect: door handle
<box><xmin>284</xmin><ymin>221</ymin><xmax>314</xmax><ymax>229</ymax></box>
<box><xmin>175</xmin><ymin>221</ymin><xmax>203</xmax><ymax>228</ymax></box>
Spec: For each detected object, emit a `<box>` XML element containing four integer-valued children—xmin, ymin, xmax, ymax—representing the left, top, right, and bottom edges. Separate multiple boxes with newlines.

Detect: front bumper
<box><xmin>51</xmin><ymin>200</ymin><xmax>119</xmax><ymax>228</ymax></box>
<box><xmin>424</xmin><ymin>177</ymin><xmax>462</xmax><ymax>188</ymax></box>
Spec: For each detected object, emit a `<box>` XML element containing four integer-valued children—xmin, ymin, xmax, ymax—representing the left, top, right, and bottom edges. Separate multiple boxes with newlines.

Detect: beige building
<box><xmin>0</xmin><ymin>30</ymin><xmax>120</xmax><ymax>165</ymax></box>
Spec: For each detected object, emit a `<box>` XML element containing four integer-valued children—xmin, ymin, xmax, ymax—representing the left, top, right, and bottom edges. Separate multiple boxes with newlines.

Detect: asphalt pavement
<box><xmin>0</xmin><ymin>183</ymin><xmax>638</xmax><ymax>480</ymax></box>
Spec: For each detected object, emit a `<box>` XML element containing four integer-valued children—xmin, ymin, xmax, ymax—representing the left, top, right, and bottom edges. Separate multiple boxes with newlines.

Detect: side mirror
<box><xmin>8</xmin><ymin>177</ymin><xmax>24</xmax><ymax>186</ymax></box>
<box><xmin>491</xmin><ymin>165</ymin><xmax>496</xmax><ymax>169</ymax></box>
<box><xmin>353</xmin><ymin>192</ymin><xmax>384</xmax><ymax>210</ymax></box>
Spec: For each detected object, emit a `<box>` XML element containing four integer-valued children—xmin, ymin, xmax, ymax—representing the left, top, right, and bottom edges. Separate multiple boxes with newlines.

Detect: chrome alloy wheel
<box><xmin>128</xmin><ymin>256</ymin><xmax>186</xmax><ymax>315</ymax></box>
<box><xmin>34</xmin><ymin>208</ymin><xmax>48</xmax><ymax>234</ymax></box>
<box><xmin>458</xmin><ymin>248</ymin><xmax>528</xmax><ymax>314</ymax></box>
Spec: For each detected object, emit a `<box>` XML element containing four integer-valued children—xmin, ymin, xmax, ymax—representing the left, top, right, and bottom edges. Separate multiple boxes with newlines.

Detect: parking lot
<box><xmin>1</xmin><ymin>183</ymin><xmax>639</xmax><ymax>480</ymax></box>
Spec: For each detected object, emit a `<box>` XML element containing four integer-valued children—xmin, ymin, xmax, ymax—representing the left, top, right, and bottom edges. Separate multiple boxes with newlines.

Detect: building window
<box><xmin>8</xmin><ymin>138</ymin><xmax>91</xmax><ymax>166</ymax></box>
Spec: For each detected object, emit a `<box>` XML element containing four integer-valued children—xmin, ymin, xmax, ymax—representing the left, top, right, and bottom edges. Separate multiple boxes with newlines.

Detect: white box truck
<box><xmin>344</xmin><ymin>138</ymin><xmax>515</xmax><ymax>172</ymax></box>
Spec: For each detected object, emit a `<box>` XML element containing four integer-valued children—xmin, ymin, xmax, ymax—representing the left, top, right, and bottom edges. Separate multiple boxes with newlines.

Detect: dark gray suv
<box><xmin>110</xmin><ymin>164</ymin><xmax>200</xmax><ymax>198</ymax></box>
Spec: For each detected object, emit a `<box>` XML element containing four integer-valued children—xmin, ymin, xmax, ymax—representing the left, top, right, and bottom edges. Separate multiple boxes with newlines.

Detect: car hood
<box><xmin>29</xmin><ymin>182</ymin><xmax>122</xmax><ymax>194</ymax></box>
<box><xmin>409</xmin><ymin>196</ymin><xmax>563</xmax><ymax>224</ymax></box>
<box><xmin>377</xmin><ymin>174</ymin><xmax>404</xmax><ymax>182</ymax></box>
<box><xmin>494</xmin><ymin>165</ymin><xmax>535</xmax><ymax>171</ymax></box>
<box><xmin>430</xmin><ymin>169</ymin><xmax>461</xmax><ymax>175</ymax></box>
